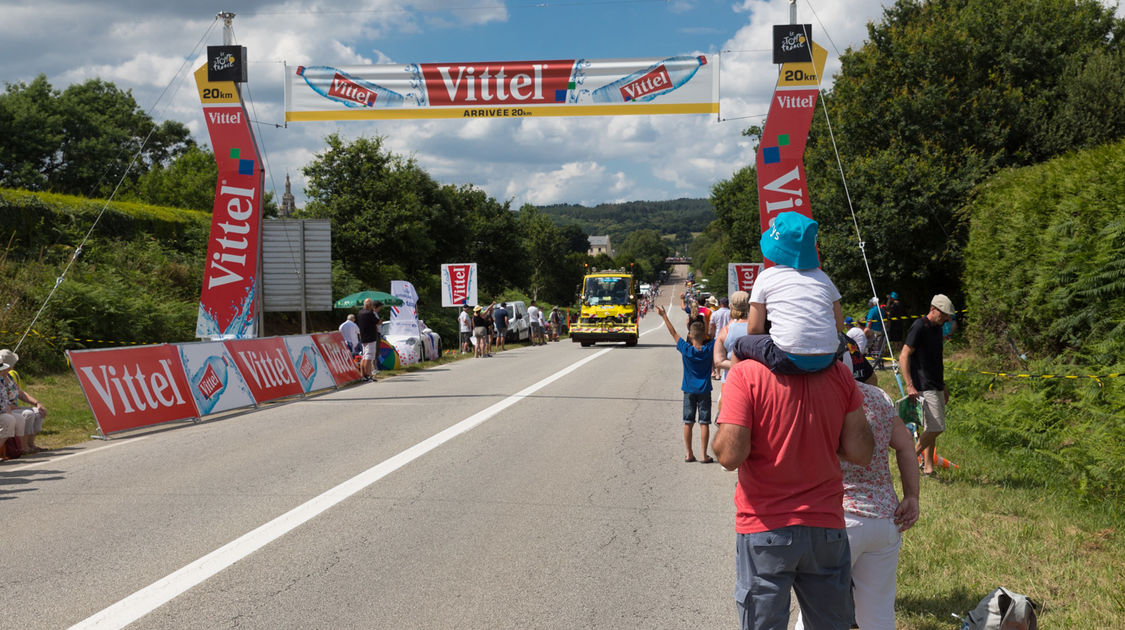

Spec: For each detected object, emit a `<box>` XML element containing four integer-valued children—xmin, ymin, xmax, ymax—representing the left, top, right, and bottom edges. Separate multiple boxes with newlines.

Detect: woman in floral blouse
<box><xmin>0</xmin><ymin>348</ymin><xmax>47</xmax><ymax>457</ymax></box>
<box><xmin>797</xmin><ymin>372</ymin><xmax>920</xmax><ymax>630</ymax></box>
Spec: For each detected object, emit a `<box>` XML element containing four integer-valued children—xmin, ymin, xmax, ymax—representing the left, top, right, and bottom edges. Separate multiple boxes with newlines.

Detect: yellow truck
<box><xmin>571</xmin><ymin>269</ymin><xmax>639</xmax><ymax>347</ymax></box>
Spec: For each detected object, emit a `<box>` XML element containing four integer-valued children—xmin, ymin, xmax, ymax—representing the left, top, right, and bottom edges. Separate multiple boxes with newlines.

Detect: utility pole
<box><xmin>219</xmin><ymin>11</ymin><xmax>236</xmax><ymax>45</ymax></box>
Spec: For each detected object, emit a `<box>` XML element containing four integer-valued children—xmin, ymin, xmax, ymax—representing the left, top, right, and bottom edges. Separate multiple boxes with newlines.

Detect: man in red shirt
<box><xmin>714</xmin><ymin>358</ymin><xmax>873</xmax><ymax>630</ymax></box>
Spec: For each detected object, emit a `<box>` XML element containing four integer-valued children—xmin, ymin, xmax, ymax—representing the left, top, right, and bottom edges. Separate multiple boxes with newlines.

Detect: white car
<box><xmin>380</xmin><ymin>321</ymin><xmax>442</xmax><ymax>366</ymax></box>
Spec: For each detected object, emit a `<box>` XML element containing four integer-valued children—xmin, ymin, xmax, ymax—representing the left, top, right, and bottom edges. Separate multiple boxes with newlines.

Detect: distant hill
<box><xmin>537</xmin><ymin>198</ymin><xmax>713</xmax><ymax>242</ymax></box>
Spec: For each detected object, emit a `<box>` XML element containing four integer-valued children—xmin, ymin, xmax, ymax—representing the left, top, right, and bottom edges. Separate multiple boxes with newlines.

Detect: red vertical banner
<box><xmin>223</xmin><ymin>338</ymin><xmax>306</xmax><ymax>402</ymax></box>
<box><xmin>68</xmin><ymin>345</ymin><xmax>199</xmax><ymax>435</ymax></box>
<box><xmin>728</xmin><ymin>263</ymin><xmax>764</xmax><ymax>295</ymax></box>
<box><xmin>194</xmin><ymin>64</ymin><xmax>264</xmax><ymax>338</ymax></box>
<box><xmin>756</xmin><ymin>42</ymin><xmax>828</xmax><ymax>267</ymax></box>
<box><xmin>312</xmin><ymin>332</ymin><xmax>363</xmax><ymax>385</ymax></box>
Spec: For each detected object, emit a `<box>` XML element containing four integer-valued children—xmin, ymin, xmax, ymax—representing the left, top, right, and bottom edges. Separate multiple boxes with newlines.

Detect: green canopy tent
<box><xmin>334</xmin><ymin>290</ymin><xmax>404</xmax><ymax>309</ymax></box>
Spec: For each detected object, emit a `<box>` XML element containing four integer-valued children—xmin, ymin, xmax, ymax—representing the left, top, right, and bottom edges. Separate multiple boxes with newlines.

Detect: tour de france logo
<box><xmin>781</xmin><ymin>32</ymin><xmax>808</xmax><ymax>54</ymax></box>
<box><xmin>212</xmin><ymin>52</ymin><xmax>236</xmax><ymax>72</ymax></box>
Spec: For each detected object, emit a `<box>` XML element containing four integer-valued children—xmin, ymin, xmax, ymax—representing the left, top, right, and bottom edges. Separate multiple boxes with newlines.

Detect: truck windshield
<box><xmin>583</xmin><ymin>277</ymin><xmax>631</xmax><ymax>306</ymax></box>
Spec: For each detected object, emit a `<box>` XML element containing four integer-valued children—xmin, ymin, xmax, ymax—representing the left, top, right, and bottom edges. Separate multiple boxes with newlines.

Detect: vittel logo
<box><xmin>207</xmin><ymin>183</ymin><xmax>256</xmax><ymax>289</ymax></box>
<box><xmin>198</xmin><ymin>362</ymin><xmax>223</xmax><ymax>399</ymax></box>
<box><xmin>422</xmin><ymin>61</ymin><xmax>573</xmax><ymax>106</ymax></box>
<box><xmin>207</xmin><ymin>111</ymin><xmax>242</xmax><ymax>125</ymax></box>
<box><xmin>319</xmin><ymin>340</ymin><xmax>353</xmax><ymax>374</ymax></box>
<box><xmin>238</xmin><ymin>349</ymin><xmax>296</xmax><ymax>388</ymax></box>
<box><xmin>619</xmin><ymin>66</ymin><xmax>671</xmax><ymax>101</ymax></box>
<box><xmin>79</xmin><ymin>360</ymin><xmax>188</xmax><ymax>415</ymax></box>
<box><xmin>328</xmin><ymin>73</ymin><xmax>376</xmax><ymax>107</ymax></box>
<box><xmin>762</xmin><ymin>166</ymin><xmax>806</xmax><ymax>218</ymax></box>
<box><xmin>299</xmin><ymin>351</ymin><xmax>316</xmax><ymax>381</ymax></box>
<box><xmin>776</xmin><ymin>95</ymin><xmax>814</xmax><ymax>109</ymax></box>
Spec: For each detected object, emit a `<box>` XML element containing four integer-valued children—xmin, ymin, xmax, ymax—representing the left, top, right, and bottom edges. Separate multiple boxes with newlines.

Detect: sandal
<box><xmin>700</xmin><ymin>456</ymin><xmax>715</xmax><ymax>464</ymax></box>
<box><xmin>684</xmin><ymin>455</ymin><xmax>696</xmax><ymax>463</ymax></box>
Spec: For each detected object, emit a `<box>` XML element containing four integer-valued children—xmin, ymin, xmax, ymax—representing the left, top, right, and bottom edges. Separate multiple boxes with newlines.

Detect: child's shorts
<box><xmin>683</xmin><ymin>392</ymin><xmax>712</xmax><ymax>425</ymax></box>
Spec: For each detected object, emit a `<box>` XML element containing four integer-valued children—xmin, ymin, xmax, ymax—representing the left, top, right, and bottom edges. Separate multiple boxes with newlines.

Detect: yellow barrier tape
<box><xmin>1</xmin><ymin>329</ymin><xmax>162</xmax><ymax>347</ymax></box>
<box><xmin>947</xmin><ymin>364</ymin><xmax>1121</xmax><ymax>389</ymax></box>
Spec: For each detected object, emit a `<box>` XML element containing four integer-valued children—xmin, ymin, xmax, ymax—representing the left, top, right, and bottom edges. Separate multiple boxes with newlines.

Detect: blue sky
<box><xmin>2</xmin><ymin>0</ymin><xmax>1121</xmax><ymax>209</ymax></box>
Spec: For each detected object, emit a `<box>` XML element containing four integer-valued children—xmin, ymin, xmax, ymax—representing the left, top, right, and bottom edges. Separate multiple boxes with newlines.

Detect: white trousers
<box><xmin>793</xmin><ymin>514</ymin><xmax>901</xmax><ymax>630</ymax></box>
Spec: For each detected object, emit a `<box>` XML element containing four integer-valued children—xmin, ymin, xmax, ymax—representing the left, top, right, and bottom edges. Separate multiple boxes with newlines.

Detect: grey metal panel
<box><xmin>261</xmin><ymin>219</ymin><xmax>333</xmax><ymax>311</ymax></box>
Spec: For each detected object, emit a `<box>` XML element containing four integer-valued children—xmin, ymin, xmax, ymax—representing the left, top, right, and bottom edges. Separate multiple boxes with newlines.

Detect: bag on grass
<box><xmin>960</xmin><ymin>587</ymin><xmax>1037</xmax><ymax>630</ymax></box>
<box><xmin>2</xmin><ymin>436</ymin><xmax>22</xmax><ymax>460</ymax></box>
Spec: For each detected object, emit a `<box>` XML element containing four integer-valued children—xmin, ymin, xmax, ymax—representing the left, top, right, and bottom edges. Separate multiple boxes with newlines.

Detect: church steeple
<box><xmin>280</xmin><ymin>173</ymin><xmax>296</xmax><ymax>216</ymax></box>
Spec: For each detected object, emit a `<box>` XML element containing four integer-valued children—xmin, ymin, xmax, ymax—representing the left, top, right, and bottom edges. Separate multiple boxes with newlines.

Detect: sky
<box><xmin>2</xmin><ymin>0</ymin><xmax>1121</xmax><ymax>209</ymax></box>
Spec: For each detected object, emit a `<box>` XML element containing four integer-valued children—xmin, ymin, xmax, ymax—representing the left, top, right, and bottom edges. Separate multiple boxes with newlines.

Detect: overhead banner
<box><xmin>441</xmin><ymin>263</ymin><xmax>478</xmax><ymax>307</ymax></box>
<box><xmin>194</xmin><ymin>63</ymin><xmax>265</xmax><ymax>338</ymax></box>
<box><xmin>755</xmin><ymin>40</ymin><xmax>828</xmax><ymax>267</ymax></box>
<box><xmin>728</xmin><ymin>263</ymin><xmax>764</xmax><ymax>296</ymax></box>
<box><xmin>284</xmin><ymin>55</ymin><xmax>718</xmax><ymax>121</ymax></box>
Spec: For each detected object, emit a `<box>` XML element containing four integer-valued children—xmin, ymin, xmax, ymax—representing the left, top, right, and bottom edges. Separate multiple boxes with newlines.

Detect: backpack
<box><xmin>960</xmin><ymin>587</ymin><xmax>1037</xmax><ymax>630</ymax></box>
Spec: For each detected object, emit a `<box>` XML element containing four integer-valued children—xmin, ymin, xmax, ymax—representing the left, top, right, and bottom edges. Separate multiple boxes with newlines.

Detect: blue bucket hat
<box><xmin>844</xmin><ymin>316</ymin><xmax>854</xmax><ymax>325</ymax></box>
<box><xmin>760</xmin><ymin>212</ymin><xmax>819</xmax><ymax>269</ymax></box>
<box><xmin>889</xmin><ymin>291</ymin><xmax>899</xmax><ymax>300</ymax></box>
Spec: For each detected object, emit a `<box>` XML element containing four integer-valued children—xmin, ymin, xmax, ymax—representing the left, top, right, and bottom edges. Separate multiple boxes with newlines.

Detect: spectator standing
<box><xmin>865</xmin><ymin>297</ymin><xmax>887</xmax><ymax>369</ymax></box>
<box><xmin>655</xmin><ymin>304</ymin><xmax>715</xmax><ymax>464</ymax></box>
<box><xmin>845</xmin><ymin>316</ymin><xmax>867</xmax><ymax>356</ymax></box>
<box><xmin>355</xmin><ymin>299</ymin><xmax>381</xmax><ymax>381</ymax></box>
<box><xmin>549</xmin><ymin>306</ymin><xmax>562</xmax><ymax>342</ymax></box>
<box><xmin>709</xmin><ymin>297</ymin><xmax>731</xmax><ymax>343</ymax></box>
<box><xmin>471</xmin><ymin>304</ymin><xmax>490</xmax><ymax>358</ymax></box>
<box><xmin>493</xmin><ymin>302</ymin><xmax>509</xmax><ymax>352</ymax></box>
<box><xmin>713</xmin><ymin>353</ymin><xmax>874</xmax><ymax>630</ymax></box>
<box><xmin>537</xmin><ymin>306</ymin><xmax>548</xmax><ymax>345</ymax></box>
<box><xmin>885</xmin><ymin>291</ymin><xmax>906</xmax><ymax>356</ymax></box>
<box><xmin>457</xmin><ymin>304</ymin><xmax>473</xmax><ymax>353</ymax></box>
<box><xmin>0</xmin><ymin>349</ymin><xmax>47</xmax><ymax>456</ymax></box>
<box><xmin>900</xmin><ymin>294</ymin><xmax>956</xmax><ymax>476</ymax></box>
<box><xmin>339</xmin><ymin>313</ymin><xmax>361</xmax><ymax>357</ymax></box>
<box><xmin>714</xmin><ymin>291</ymin><xmax>750</xmax><ymax>383</ymax></box>
<box><xmin>527</xmin><ymin>301</ymin><xmax>543</xmax><ymax>346</ymax></box>
<box><xmin>794</xmin><ymin>373</ymin><xmax>920</xmax><ymax>630</ymax></box>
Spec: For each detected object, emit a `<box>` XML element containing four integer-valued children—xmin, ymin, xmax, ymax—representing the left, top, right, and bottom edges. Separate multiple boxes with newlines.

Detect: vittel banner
<box><xmin>441</xmin><ymin>263</ymin><xmax>478</xmax><ymax>307</ymax></box>
<box><xmin>68</xmin><ymin>345</ymin><xmax>199</xmax><ymax>435</ymax></box>
<box><xmin>755</xmin><ymin>41</ymin><xmax>828</xmax><ymax>267</ymax></box>
<box><xmin>728</xmin><ymin>263</ymin><xmax>764</xmax><ymax>296</ymax></box>
<box><xmin>312</xmin><ymin>332</ymin><xmax>363</xmax><ymax>386</ymax></box>
<box><xmin>284</xmin><ymin>56</ymin><xmax>718</xmax><ymax>121</ymax></box>
<box><xmin>223</xmin><ymin>338</ymin><xmax>306</xmax><ymax>403</ymax></box>
<box><xmin>194</xmin><ymin>63</ymin><xmax>264</xmax><ymax>338</ymax></box>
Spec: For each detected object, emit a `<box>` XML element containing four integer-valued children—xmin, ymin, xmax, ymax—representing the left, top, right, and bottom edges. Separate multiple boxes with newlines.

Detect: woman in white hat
<box><xmin>0</xmin><ymin>349</ymin><xmax>47</xmax><ymax>457</ymax></box>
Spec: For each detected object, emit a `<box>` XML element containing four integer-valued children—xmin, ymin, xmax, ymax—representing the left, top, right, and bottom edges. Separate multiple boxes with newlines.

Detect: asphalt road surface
<box><xmin>3</xmin><ymin>271</ymin><xmax>799</xmax><ymax>629</ymax></box>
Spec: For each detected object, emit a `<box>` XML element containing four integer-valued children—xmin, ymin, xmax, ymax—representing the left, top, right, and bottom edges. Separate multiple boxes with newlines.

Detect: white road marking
<box><xmin>5</xmin><ymin>436</ymin><xmax>150</xmax><ymax>472</ymax></box>
<box><xmin>69</xmin><ymin>345</ymin><xmax>617</xmax><ymax>630</ymax></box>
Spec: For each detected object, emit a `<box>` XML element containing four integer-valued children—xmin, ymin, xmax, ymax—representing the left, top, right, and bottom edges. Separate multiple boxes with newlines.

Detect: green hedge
<box><xmin>962</xmin><ymin>139</ymin><xmax>1125</xmax><ymax>365</ymax></box>
<box><xmin>0</xmin><ymin>189</ymin><xmax>210</xmax><ymax>372</ymax></box>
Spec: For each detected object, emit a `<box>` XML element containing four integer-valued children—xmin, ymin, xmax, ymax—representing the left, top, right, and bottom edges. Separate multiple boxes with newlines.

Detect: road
<box><xmin>2</xmin><ymin>273</ymin><xmax>794</xmax><ymax>629</ymax></box>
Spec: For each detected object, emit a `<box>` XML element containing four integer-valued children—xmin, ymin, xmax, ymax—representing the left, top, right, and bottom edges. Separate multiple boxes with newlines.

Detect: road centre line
<box><xmin>70</xmin><ymin>344</ymin><xmax>618</xmax><ymax>630</ymax></box>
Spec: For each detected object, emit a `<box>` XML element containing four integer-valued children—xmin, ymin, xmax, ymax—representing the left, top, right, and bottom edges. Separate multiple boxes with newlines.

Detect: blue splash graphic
<box><xmin>186</xmin><ymin>353</ymin><xmax>229</xmax><ymax>416</ymax></box>
<box><xmin>196</xmin><ymin>282</ymin><xmax>257</xmax><ymax>339</ymax></box>
<box><xmin>296</xmin><ymin>346</ymin><xmax>318</xmax><ymax>392</ymax></box>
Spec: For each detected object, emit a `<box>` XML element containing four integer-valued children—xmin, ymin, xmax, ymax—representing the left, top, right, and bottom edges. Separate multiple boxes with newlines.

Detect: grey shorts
<box><xmin>735</xmin><ymin>525</ymin><xmax>853</xmax><ymax>630</ymax></box>
<box><xmin>919</xmin><ymin>389</ymin><xmax>946</xmax><ymax>433</ymax></box>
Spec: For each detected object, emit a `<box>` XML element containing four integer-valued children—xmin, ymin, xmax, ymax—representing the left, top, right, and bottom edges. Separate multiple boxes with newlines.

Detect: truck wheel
<box><xmin>580</xmin><ymin>342</ymin><xmax>593</xmax><ymax>347</ymax></box>
<box><xmin>625</xmin><ymin>336</ymin><xmax>638</xmax><ymax>347</ymax></box>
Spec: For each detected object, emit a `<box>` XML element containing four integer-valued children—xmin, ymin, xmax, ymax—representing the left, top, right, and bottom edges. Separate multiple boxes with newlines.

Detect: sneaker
<box><xmin>362</xmin><ymin>375</ymin><xmax>372</xmax><ymax>382</ymax></box>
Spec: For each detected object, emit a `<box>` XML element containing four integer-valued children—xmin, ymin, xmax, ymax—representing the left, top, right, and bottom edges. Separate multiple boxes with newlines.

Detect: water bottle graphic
<box><xmin>295</xmin><ymin>346</ymin><xmax>318</xmax><ymax>392</ymax></box>
<box><xmin>191</xmin><ymin>355</ymin><xmax>230</xmax><ymax>416</ymax></box>
<box><xmin>591</xmin><ymin>55</ymin><xmax>707</xmax><ymax>104</ymax></box>
<box><xmin>296</xmin><ymin>66</ymin><xmax>405</xmax><ymax>108</ymax></box>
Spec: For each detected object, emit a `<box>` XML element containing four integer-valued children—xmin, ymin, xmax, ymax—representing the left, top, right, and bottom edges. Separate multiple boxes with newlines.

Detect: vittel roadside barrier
<box><xmin>67</xmin><ymin>332</ymin><xmax>361</xmax><ymax>438</ymax></box>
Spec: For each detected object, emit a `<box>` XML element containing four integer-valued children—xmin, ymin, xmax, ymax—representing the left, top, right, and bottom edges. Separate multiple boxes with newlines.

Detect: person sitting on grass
<box><xmin>734</xmin><ymin>211</ymin><xmax>846</xmax><ymax>374</ymax></box>
<box><xmin>655</xmin><ymin>304</ymin><xmax>715</xmax><ymax>464</ymax></box>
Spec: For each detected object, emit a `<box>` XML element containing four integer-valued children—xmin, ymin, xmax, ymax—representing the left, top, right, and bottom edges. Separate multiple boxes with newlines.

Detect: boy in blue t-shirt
<box><xmin>656</xmin><ymin>304</ymin><xmax>716</xmax><ymax>463</ymax></box>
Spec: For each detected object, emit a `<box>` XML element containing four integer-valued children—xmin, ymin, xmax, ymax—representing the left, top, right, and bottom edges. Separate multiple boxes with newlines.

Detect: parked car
<box><xmin>500</xmin><ymin>301</ymin><xmax>531</xmax><ymax>343</ymax></box>
<box><xmin>380</xmin><ymin>320</ymin><xmax>441</xmax><ymax>366</ymax></box>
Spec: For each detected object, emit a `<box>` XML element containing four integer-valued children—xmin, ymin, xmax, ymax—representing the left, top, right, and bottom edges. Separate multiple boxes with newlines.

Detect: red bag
<box><xmin>1</xmin><ymin>436</ymin><xmax>22</xmax><ymax>460</ymax></box>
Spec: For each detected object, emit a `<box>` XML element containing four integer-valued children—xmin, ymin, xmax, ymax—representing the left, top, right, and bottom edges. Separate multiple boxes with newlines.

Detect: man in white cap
<box><xmin>900</xmin><ymin>294</ymin><xmax>956</xmax><ymax>476</ymax></box>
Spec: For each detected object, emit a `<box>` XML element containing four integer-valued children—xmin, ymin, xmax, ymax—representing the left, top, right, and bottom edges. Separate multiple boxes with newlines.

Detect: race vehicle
<box><xmin>570</xmin><ymin>268</ymin><xmax>639</xmax><ymax>347</ymax></box>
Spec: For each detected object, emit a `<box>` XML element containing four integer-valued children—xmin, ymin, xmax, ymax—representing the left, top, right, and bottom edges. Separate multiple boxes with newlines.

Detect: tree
<box><xmin>301</xmin><ymin>134</ymin><xmax>447</xmax><ymax>286</ymax></box>
<box><xmin>615</xmin><ymin>229</ymin><xmax>671</xmax><ymax>281</ymax></box>
<box><xmin>0</xmin><ymin>75</ymin><xmax>193</xmax><ymax>196</ymax></box>
<box><xmin>125</xmin><ymin>145</ymin><xmax>217</xmax><ymax>211</ymax></box>
<box><xmin>709</xmin><ymin>164</ymin><xmax>760</xmax><ymax>263</ymax></box>
<box><xmin>802</xmin><ymin>0</ymin><xmax>1125</xmax><ymax>303</ymax></box>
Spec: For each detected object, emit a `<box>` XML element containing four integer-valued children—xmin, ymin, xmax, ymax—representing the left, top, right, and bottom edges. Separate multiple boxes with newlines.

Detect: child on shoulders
<box><xmin>734</xmin><ymin>211</ymin><xmax>846</xmax><ymax>374</ymax></box>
